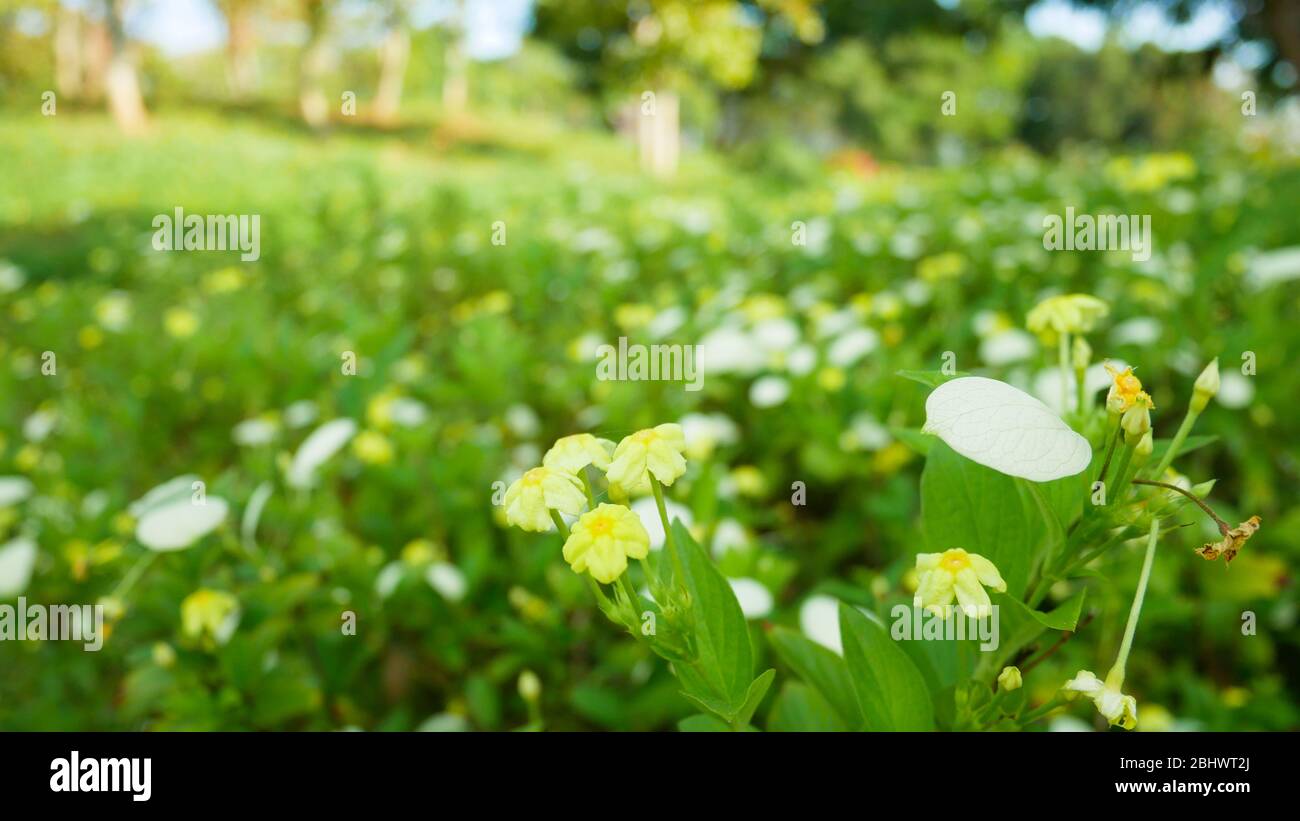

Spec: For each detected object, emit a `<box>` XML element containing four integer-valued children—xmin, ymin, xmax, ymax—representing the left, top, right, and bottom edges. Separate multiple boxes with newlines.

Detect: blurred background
<box><xmin>0</xmin><ymin>0</ymin><xmax>1296</xmax><ymax>731</ymax></box>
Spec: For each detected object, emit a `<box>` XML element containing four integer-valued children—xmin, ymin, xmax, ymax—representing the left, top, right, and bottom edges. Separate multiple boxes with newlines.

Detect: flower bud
<box><xmin>518</xmin><ymin>670</ymin><xmax>541</xmax><ymax>703</ymax></box>
<box><xmin>1071</xmin><ymin>336</ymin><xmax>1092</xmax><ymax>372</ymax></box>
<box><xmin>1121</xmin><ymin>394</ymin><xmax>1152</xmax><ymax>443</ymax></box>
<box><xmin>998</xmin><ymin>665</ymin><xmax>1023</xmax><ymax>692</ymax></box>
<box><xmin>1134</xmin><ymin>431</ymin><xmax>1153</xmax><ymax>461</ymax></box>
<box><xmin>1190</xmin><ymin>358</ymin><xmax>1219</xmax><ymax>414</ymax></box>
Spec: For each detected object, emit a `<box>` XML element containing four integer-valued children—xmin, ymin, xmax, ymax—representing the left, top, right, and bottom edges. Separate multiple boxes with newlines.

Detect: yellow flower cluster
<box><xmin>503</xmin><ymin>425</ymin><xmax>689</xmax><ymax>584</ymax></box>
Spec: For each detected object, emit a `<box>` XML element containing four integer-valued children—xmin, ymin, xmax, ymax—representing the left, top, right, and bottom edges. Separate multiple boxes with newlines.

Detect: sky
<box><xmin>43</xmin><ymin>0</ymin><xmax>1239</xmax><ymax>59</ymax></box>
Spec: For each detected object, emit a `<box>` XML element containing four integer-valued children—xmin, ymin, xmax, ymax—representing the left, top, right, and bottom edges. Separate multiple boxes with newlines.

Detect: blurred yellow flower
<box><xmin>78</xmin><ymin>325</ymin><xmax>104</xmax><ymax>350</ymax></box>
<box><xmin>504</xmin><ymin>467</ymin><xmax>586</xmax><ymax>532</ymax></box>
<box><xmin>606</xmin><ymin>424</ymin><xmax>688</xmax><ymax>490</ymax></box>
<box><xmin>917</xmin><ymin>252</ymin><xmax>965</xmax><ymax>283</ymax></box>
<box><xmin>730</xmin><ymin>465</ymin><xmax>766</xmax><ymax>497</ymax></box>
<box><xmin>1026</xmin><ymin>294</ymin><xmax>1109</xmax><ymax>342</ymax></box>
<box><xmin>614</xmin><ymin>303</ymin><xmax>655</xmax><ymax>330</ymax></box>
<box><xmin>1104</xmin><ymin>362</ymin><xmax>1149</xmax><ymax>413</ymax></box>
<box><xmin>1063</xmin><ymin>670</ymin><xmax>1137</xmax><ymax>730</ymax></box>
<box><xmin>201</xmin><ymin>266</ymin><xmax>246</xmax><ymax>295</ymax></box>
<box><xmin>817</xmin><ymin>366</ymin><xmax>846</xmax><ymax>392</ymax></box>
<box><xmin>913</xmin><ymin>548</ymin><xmax>1006</xmax><ymax>617</ymax></box>
<box><xmin>352</xmin><ymin>430</ymin><xmax>395</xmax><ymax>465</ymax></box>
<box><xmin>181</xmin><ymin>589</ymin><xmax>240</xmax><ymax>646</ymax></box>
<box><xmin>561</xmin><ymin>503</ymin><xmax>650</xmax><ymax>584</ymax></box>
<box><xmin>401</xmin><ymin>538</ymin><xmax>439</xmax><ymax>565</ymax></box>
<box><xmin>163</xmin><ymin>307</ymin><xmax>200</xmax><ymax>339</ymax></box>
<box><xmin>543</xmin><ymin>434</ymin><xmax>614</xmax><ymax>474</ymax></box>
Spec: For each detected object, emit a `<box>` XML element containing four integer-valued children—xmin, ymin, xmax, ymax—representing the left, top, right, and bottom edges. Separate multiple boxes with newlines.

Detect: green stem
<box><xmin>1106</xmin><ymin>518</ymin><xmax>1159</xmax><ymax>689</ymax></box>
<box><xmin>650</xmin><ymin>475</ymin><xmax>686</xmax><ymax>585</ymax></box>
<box><xmin>109</xmin><ymin>551</ymin><xmax>158</xmax><ymax>601</ymax></box>
<box><xmin>548</xmin><ymin>509</ymin><xmax>570</xmax><ymax>540</ymax></box>
<box><xmin>579</xmin><ymin>469</ymin><xmax>597</xmax><ymax>509</ymax></box>
<box><xmin>584</xmin><ymin>576</ymin><xmax>613</xmax><ymax>611</ymax></box>
<box><xmin>1059</xmin><ymin>331</ymin><xmax>1072</xmax><ymax>414</ymax></box>
<box><xmin>618</xmin><ymin>573</ymin><xmax>644</xmax><ymax>618</ymax></box>
<box><xmin>1096</xmin><ymin>421</ymin><xmax>1121</xmax><ymax>487</ymax></box>
<box><xmin>1131</xmin><ymin>479</ymin><xmax>1231</xmax><ymax>535</ymax></box>
<box><xmin>1149</xmin><ymin>407</ymin><xmax>1199</xmax><ymax>480</ymax></box>
<box><xmin>1109</xmin><ymin>440</ymin><xmax>1137</xmax><ymax>504</ymax></box>
<box><xmin>1076</xmin><ymin>365</ymin><xmax>1088</xmax><ymax>418</ymax></box>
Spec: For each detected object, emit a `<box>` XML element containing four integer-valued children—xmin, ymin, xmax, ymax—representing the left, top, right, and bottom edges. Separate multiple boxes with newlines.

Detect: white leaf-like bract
<box><xmin>923</xmin><ymin>376</ymin><xmax>1092</xmax><ymax>482</ymax></box>
<box><xmin>0</xmin><ymin>537</ymin><xmax>38</xmax><ymax>597</ymax></box>
<box><xmin>287</xmin><ymin>419</ymin><xmax>357</xmax><ymax>489</ymax></box>
<box><xmin>136</xmin><ymin>497</ymin><xmax>229</xmax><ymax>551</ymax></box>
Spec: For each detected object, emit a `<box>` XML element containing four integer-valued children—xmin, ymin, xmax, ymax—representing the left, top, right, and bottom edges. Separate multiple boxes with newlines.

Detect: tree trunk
<box><xmin>55</xmin><ymin>6</ymin><xmax>84</xmax><ymax>100</ymax></box>
<box><xmin>104</xmin><ymin>0</ymin><xmax>147</xmax><ymax>134</ymax></box>
<box><xmin>299</xmin><ymin>0</ymin><xmax>329</xmax><ymax>128</ymax></box>
<box><xmin>225</xmin><ymin>0</ymin><xmax>258</xmax><ymax>100</ymax></box>
<box><xmin>373</xmin><ymin>23</ymin><xmax>410</xmax><ymax>124</ymax></box>
<box><xmin>442</xmin><ymin>0</ymin><xmax>468</xmax><ymax>113</ymax></box>
<box><xmin>638</xmin><ymin>88</ymin><xmax>679</xmax><ymax>178</ymax></box>
<box><xmin>1264</xmin><ymin>0</ymin><xmax>1300</xmax><ymax>77</ymax></box>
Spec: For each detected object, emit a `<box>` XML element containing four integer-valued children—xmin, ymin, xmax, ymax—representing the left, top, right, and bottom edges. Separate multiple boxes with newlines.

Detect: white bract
<box><xmin>0</xmin><ymin>537</ymin><xmax>38</xmax><ymax>597</ymax></box>
<box><xmin>137</xmin><ymin>497</ymin><xmax>229</xmax><ymax>551</ymax></box>
<box><xmin>923</xmin><ymin>376</ymin><xmax>1092</xmax><ymax>482</ymax></box>
<box><xmin>287</xmin><ymin>419</ymin><xmax>357</xmax><ymax>488</ymax></box>
<box><xmin>0</xmin><ymin>476</ymin><xmax>34</xmax><ymax>508</ymax></box>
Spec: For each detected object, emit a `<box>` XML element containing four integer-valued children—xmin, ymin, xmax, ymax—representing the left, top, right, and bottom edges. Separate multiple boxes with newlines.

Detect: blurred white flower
<box><xmin>752</xmin><ymin>318</ymin><xmax>800</xmax><ymax>353</ymax></box>
<box><xmin>283</xmin><ymin>400</ymin><xmax>318</xmax><ymax>429</ymax></box>
<box><xmin>828</xmin><ymin>327</ymin><xmax>879</xmax><ymax>367</ymax></box>
<box><xmin>0</xmin><ymin>476</ymin><xmax>34</xmax><ymax>508</ymax></box>
<box><xmin>137</xmin><ymin>496</ymin><xmax>229</xmax><ymax>551</ymax></box>
<box><xmin>232</xmin><ymin>417</ymin><xmax>278</xmax><ymax>447</ymax></box>
<box><xmin>387</xmin><ymin>397</ymin><xmax>429</xmax><ymax>428</ymax></box>
<box><xmin>980</xmin><ymin>329</ymin><xmax>1037</xmax><ymax>366</ymax></box>
<box><xmin>0</xmin><ymin>260</ymin><xmax>25</xmax><ymax>293</ymax></box>
<box><xmin>786</xmin><ymin>344</ymin><xmax>817</xmax><ymax>376</ymax></box>
<box><xmin>287</xmin><ymin>419</ymin><xmax>357</xmax><ymax>489</ymax></box>
<box><xmin>375</xmin><ymin>562</ymin><xmax>404</xmax><ymax>598</ymax></box>
<box><xmin>711</xmin><ymin>518</ymin><xmax>749</xmax><ymax>557</ymax></box>
<box><xmin>647</xmin><ymin>306</ymin><xmax>686</xmax><ymax>339</ymax></box>
<box><xmin>0</xmin><ymin>537</ymin><xmax>37</xmax><ymax>597</ymax></box>
<box><xmin>23</xmin><ymin>409</ymin><xmax>57</xmax><ymax>443</ymax></box>
<box><xmin>505</xmin><ymin>405</ymin><xmax>540</xmax><ymax>438</ymax></box>
<box><xmin>750</xmin><ymin>376</ymin><xmax>791</xmax><ymax>408</ymax></box>
<box><xmin>1110</xmin><ymin>318</ymin><xmax>1162</xmax><ymax>347</ymax></box>
<box><xmin>678</xmin><ymin>412</ymin><xmax>738</xmax><ymax>460</ymax></box>
<box><xmin>699</xmin><ymin>326</ymin><xmax>765</xmax><ymax>375</ymax></box>
<box><xmin>629</xmin><ymin>496</ymin><xmax>692</xmax><ymax>551</ymax></box>
<box><xmin>800</xmin><ymin>594</ymin><xmax>843</xmax><ymax>654</ymax></box>
<box><xmin>729</xmin><ymin>577</ymin><xmax>774</xmax><ymax>619</ymax></box>
<box><xmin>1216</xmin><ymin>370</ymin><xmax>1254</xmax><ymax>409</ymax></box>
<box><xmin>427</xmin><ymin>562</ymin><xmax>467</xmax><ymax>602</ymax></box>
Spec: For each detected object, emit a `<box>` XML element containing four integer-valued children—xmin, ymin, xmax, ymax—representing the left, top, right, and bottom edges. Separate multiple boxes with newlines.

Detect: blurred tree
<box><xmin>372</xmin><ymin>0</ymin><xmax>411</xmax><ymax>123</ymax></box>
<box><xmin>217</xmin><ymin>0</ymin><xmax>259</xmax><ymax>100</ymax></box>
<box><xmin>299</xmin><ymin>0</ymin><xmax>332</xmax><ymax>127</ymax></box>
<box><xmin>102</xmin><ymin>0</ymin><xmax>147</xmax><ymax>132</ymax></box>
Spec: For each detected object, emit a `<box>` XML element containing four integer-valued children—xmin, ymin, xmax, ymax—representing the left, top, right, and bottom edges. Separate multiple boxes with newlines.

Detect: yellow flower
<box><xmin>180</xmin><ymin>589</ymin><xmax>240</xmax><ymax>646</ymax></box>
<box><xmin>998</xmin><ymin>666</ymin><xmax>1023</xmax><ymax>692</ymax></box>
<box><xmin>606</xmin><ymin>424</ymin><xmax>688</xmax><ymax>491</ymax></box>
<box><xmin>1121</xmin><ymin>392</ymin><xmax>1154</xmax><ymax>442</ymax></box>
<box><xmin>561</xmin><ymin>503</ymin><xmax>650</xmax><ymax>584</ymax></box>
<box><xmin>1026</xmin><ymin>294</ymin><xmax>1109</xmax><ymax>343</ymax></box>
<box><xmin>1104</xmin><ymin>362</ymin><xmax>1150</xmax><ymax>414</ymax></box>
<box><xmin>913</xmin><ymin>548</ymin><xmax>1006</xmax><ymax>618</ymax></box>
<box><xmin>164</xmin><ymin>307</ymin><xmax>200</xmax><ymax>339</ymax></box>
<box><xmin>503</xmin><ymin>467</ymin><xmax>586</xmax><ymax>532</ymax></box>
<box><xmin>1063</xmin><ymin>670</ymin><xmax>1137</xmax><ymax>730</ymax></box>
<box><xmin>543</xmin><ymin>434</ymin><xmax>614</xmax><ymax>474</ymax></box>
<box><xmin>352</xmin><ymin>430</ymin><xmax>395</xmax><ymax>465</ymax></box>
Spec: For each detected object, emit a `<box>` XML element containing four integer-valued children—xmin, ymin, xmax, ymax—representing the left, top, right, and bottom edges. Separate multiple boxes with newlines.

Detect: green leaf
<box><xmin>672</xmin><ymin>520</ymin><xmax>754</xmax><ymax>720</ymax></box>
<box><xmin>678</xmin><ymin>713</ymin><xmax>732</xmax><ymax>732</ymax></box>
<box><xmin>920</xmin><ymin>440</ymin><xmax>1034</xmax><ymax>596</ymax></box>
<box><xmin>767</xmin><ymin>682</ymin><xmax>847</xmax><ymax>731</ymax></box>
<box><xmin>992</xmin><ymin>589</ymin><xmax>1088</xmax><ymax>661</ymax></box>
<box><xmin>768</xmin><ymin>627</ymin><xmax>864</xmax><ymax>729</ymax></box>
<box><xmin>896</xmin><ymin>369</ymin><xmax>969</xmax><ymax>389</ymax></box>
<box><xmin>838</xmin><ymin>604</ymin><xmax>934</xmax><ymax>731</ymax></box>
<box><xmin>735</xmin><ymin>669</ymin><xmax>776</xmax><ymax>728</ymax></box>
